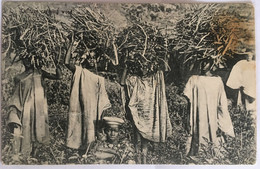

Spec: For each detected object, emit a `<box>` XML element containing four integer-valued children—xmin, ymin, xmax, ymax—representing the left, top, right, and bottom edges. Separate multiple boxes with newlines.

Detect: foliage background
<box><xmin>1</xmin><ymin>2</ymin><xmax>255</xmax><ymax>164</ymax></box>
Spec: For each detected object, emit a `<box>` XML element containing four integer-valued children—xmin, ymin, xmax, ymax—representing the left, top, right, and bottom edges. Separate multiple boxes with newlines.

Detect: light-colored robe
<box><xmin>7</xmin><ymin>71</ymin><xmax>49</xmax><ymax>154</ymax></box>
<box><xmin>184</xmin><ymin>75</ymin><xmax>235</xmax><ymax>155</ymax></box>
<box><xmin>226</xmin><ymin>60</ymin><xmax>256</xmax><ymax>112</ymax></box>
<box><xmin>66</xmin><ymin>66</ymin><xmax>111</xmax><ymax>149</ymax></box>
<box><xmin>126</xmin><ymin>71</ymin><xmax>172</xmax><ymax>142</ymax></box>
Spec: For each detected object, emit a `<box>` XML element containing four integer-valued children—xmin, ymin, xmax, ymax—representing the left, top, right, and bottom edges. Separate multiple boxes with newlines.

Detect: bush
<box><xmin>182</xmin><ymin>104</ymin><xmax>256</xmax><ymax>165</ymax></box>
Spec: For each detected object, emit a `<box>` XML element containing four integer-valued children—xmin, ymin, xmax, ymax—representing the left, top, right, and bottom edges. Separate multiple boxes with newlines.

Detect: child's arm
<box><xmin>112</xmin><ymin>38</ymin><xmax>118</xmax><ymax>65</ymax></box>
<box><xmin>42</xmin><ymin>64</ymin><xmax>62</xmax><ymax>80</ymax></box>
<box><xmin>7</xmin><ymin>107</ymin><xmax>22</xmax><ymax>132</ymax></box>
<box><xmin>8</xmin><ymin>107</ymin><xmax>22</xmax><ymax>154</ymax></box>
<box><xmin>65</xmin><ymin>34</ymin><xmax>76</xmax><ymax>73</ymax></box>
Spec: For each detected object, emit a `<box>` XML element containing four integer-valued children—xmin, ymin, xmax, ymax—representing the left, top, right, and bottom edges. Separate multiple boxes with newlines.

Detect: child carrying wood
<box><xmin>7</xmin><ymin>57</ymin><xmax>62</xmax><ymax>156</ymax></box>
<box><xmin>184</xmin><ymin>59</ymin><xmax>235</xmax><ymax>156</ymax></box>
<box><xmin>65</xmin><ymin>33</ymin><xmax>118</xmax><ymax>155</ymax></box>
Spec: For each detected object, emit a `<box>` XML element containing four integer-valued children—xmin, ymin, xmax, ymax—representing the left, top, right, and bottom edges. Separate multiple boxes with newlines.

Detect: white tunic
<box><xmin>184</xmin><ymin>75</ymin><xmax>235</xmax><ymax>155</ymax></box>
<box><xmin>66</xmin><ymin>66</ymin><xmax>111</xmax><ymax>149</ymax></box>
<box><xmin>226</xmin><ymin>60</ymin><xmax>256</xmax><ymax>111</ymax></box>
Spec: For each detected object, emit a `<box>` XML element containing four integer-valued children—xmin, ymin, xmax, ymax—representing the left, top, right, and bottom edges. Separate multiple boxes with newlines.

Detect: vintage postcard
<box><xmin>1</xmin><ymin>1</ymin><xmax>256</xmax><ymax>165</ymax></box>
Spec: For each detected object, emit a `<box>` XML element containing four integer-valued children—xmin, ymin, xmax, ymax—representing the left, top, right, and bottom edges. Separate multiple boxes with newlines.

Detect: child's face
<box><xmin>105</xmin><ymin>125</ymin><xmax>119</xmax><ymax>143</ymax></box>
<box><xmin>82</xmin><ymin>51</ymin><xmax>96</xmax><ymax>68</ymax></box>
<box><xmin>246</xmin><ymin>53</ymin><xmax>253</xmax><ymax>61</ymax></box>
<box><xmin>22</xmin><ymin>58</ymin><xmax>33</xmax><ymax>70</ymax></box>
<box><xmin>201</xmin><ymin>61</ymin><xmax>212</xmax><ymax>75</ymax></box>
<box><xmin>87</xmin><ymin>51</ymin><xmax>96</xmax><ymax>67</ymax></box>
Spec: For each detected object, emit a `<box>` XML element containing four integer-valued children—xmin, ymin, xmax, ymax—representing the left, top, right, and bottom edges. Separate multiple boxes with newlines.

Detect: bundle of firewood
<box><xmin>66</xmin><ymin>5</ymin><xmax>117</xmax><ymax>67</ymax></box>
<box><xmin>173</xmin><ymin>4</ymin><xmax>253</xmax><ymax>71</ymax></box>
<box><xmin>116</xmin><ymin>24</ymin><xmax>168</xmax><ymax>77</ymax></box>
<box><xmin>2</xmin><ymin>5</ymin><xmax>67</xmax><ymax>69</ymax></box>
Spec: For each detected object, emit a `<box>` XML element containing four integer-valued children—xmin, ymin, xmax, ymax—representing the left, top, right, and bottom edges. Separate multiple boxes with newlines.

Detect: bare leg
<box><xmin>134</xmin><ymin>128</ymin><xmax>141</xmax><ymax>164</ymax></box>
<box><xmin>141</xmin><ymin>137</ymin><xmax>148</xmax><ymax>164</ymax></box>
<box><xmin>13</xmin><ymin>126</ymin><xmax>21</xmax><ymax>154</ymax></box>
<box><xmin>31</xmin><ymin>142</ymin><xmax>37</xmax><ymax>157</ymax></box>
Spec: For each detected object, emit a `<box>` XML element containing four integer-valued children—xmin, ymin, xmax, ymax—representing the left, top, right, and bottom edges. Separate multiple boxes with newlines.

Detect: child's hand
<box><xmin>8</xmin><ymin>123</ymin><xmax>20</xmax><ymax>134</ymax></box>
<box><xmin>97</xmin><ymin>130</ymin><xmax>107</xmax><ymax>141</ymax></box>
<box><xmin>13</xmin><ymin>124</ymin><xmax>19</xmax><ymax>128</ymax></box>
<box><xmin>71</xmin><ymin>31</ymin><xmax>75</xmax><ymax>43</ymax></box>
<box><xmin>69</xmin><ymin>31</ymin><xmax>75</xmax><ymax>45</ymax></box>
<box><xmin>56</xmin><ymin>63</ymin><xmax>62</xmax><ymax>69</ymax></box>
<box><xmin>9</xmin><ymin>123</ymin><xmax>19</xmax><ymax>129</ymax></box>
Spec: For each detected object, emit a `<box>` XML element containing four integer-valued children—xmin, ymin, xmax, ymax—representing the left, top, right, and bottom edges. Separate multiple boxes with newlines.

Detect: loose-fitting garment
<box><xmin>126</xmin><ymin>71</ymin><xmax>172</xmax><ymax>142</ymax></box>
<box><xmin>7</xmin><ymin>71</ymin><xmax>49</xmax><ymax>154</ymax></box>
<box><xmin>184</xmin><ymin>75</ymin><xmax>235</xmax><ymax>155</ymax></box>
<box><xmin>226</xmin><ymin>60</ymin><xmax>256</xmax><ymax>112</ymax></box>
<box><xmin>66</xmin><ymin>66</ymin><xmax>111</xmax><ymax>149</ymax></box>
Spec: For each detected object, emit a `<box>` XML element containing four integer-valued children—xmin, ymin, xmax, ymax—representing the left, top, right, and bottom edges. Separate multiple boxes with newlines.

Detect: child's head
<box><xmin>103</xmin><ymin>117</ymin><xmax>124</xmax><ymax>143</ymax></box>
<box><xmin>22</xmin><ymin>57</ymin><xmax>33</xmax><ymax>71</ymax></box>
<box><xmin>200</xmin><ymin>59</ymin><xmax>214</xmax><ymax>75</ymax></box>
<box><xmin>104</xmin><ymin>125</ymin><xmax>120</xmax><ymax>143</ymax></box>
<box><xmin>246</xmin><ymin>52</ymin><xmax>254</xmax><ymax>61</ymax></box>
<box><xmin>81</xmin><ymin>49</ymin><xmax>96</xmax><ymax>69</ymax></box>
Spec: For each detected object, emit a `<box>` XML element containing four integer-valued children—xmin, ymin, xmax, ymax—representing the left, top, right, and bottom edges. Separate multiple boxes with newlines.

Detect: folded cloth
<box><xmin>66</xmin><ymin>65</ymin><xmax>111</xmax><ymax>149</ymax></box>
<box><xmin>226</xmin><ymin>60</ymin><xmax>256</xmax><ymax>112</ymax></box>
<box><xmin>7</xmin><ymin>70</ymin><xmax>49</xmax><ymax>154</ymax></box>
<box><xmin>126</xmin><ymin>71</ymin><xmax>172</xmax><ymax>142</ymax></box>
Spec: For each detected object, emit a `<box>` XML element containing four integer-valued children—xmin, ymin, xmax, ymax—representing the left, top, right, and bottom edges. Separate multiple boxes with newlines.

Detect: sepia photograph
<box><xmin>0</xmin><ymin>0</ymin><xmax>256</xmax><ymax>165</ymax></box>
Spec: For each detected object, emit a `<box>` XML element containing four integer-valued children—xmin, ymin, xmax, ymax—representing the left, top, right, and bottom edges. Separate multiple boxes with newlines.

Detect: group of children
<box><xmin>6</xmin><ymin>35</ymin><xmax>115</xmax><ymax>158</ymax></box>
<box><xmin>6</xmin><ymin>37</ymin><xmax>256</xmax><ymax>163</ymax></box>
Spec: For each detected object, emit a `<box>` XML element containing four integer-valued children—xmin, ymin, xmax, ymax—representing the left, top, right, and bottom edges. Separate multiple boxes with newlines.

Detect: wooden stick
<box><xmin>136</xmin><ymin>24</ymin><xmax>149</xmax><ymax>62</ymax></box>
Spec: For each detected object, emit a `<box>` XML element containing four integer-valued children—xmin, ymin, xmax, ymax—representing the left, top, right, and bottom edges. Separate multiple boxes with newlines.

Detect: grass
<box><xmin>1</xmin><ymin>70</ymin><xmax>256</xmax><ymax>164</ymax></box>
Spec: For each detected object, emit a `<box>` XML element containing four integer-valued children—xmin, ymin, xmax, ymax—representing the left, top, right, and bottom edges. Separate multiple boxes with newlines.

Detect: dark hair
<box><xmin>200</xmin><ymin>58</ymin><xmax>214</xmax><ymax>75</ymax></box>
<box><xmin>81</xmin><ymin>59</ymin><xmax>92</xmax><ymax>68</ymax></box>
<box><xmin>22</xmin><ymin>57</ymin><xmax>34</xmax><ymax>70</ymax></box>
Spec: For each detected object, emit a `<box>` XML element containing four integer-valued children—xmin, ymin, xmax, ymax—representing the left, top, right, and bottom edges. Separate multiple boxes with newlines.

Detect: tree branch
<box><xmin>136</xmin><ymin>24</ymin><xmax>149</xmax><ymax>62</ymax></box>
